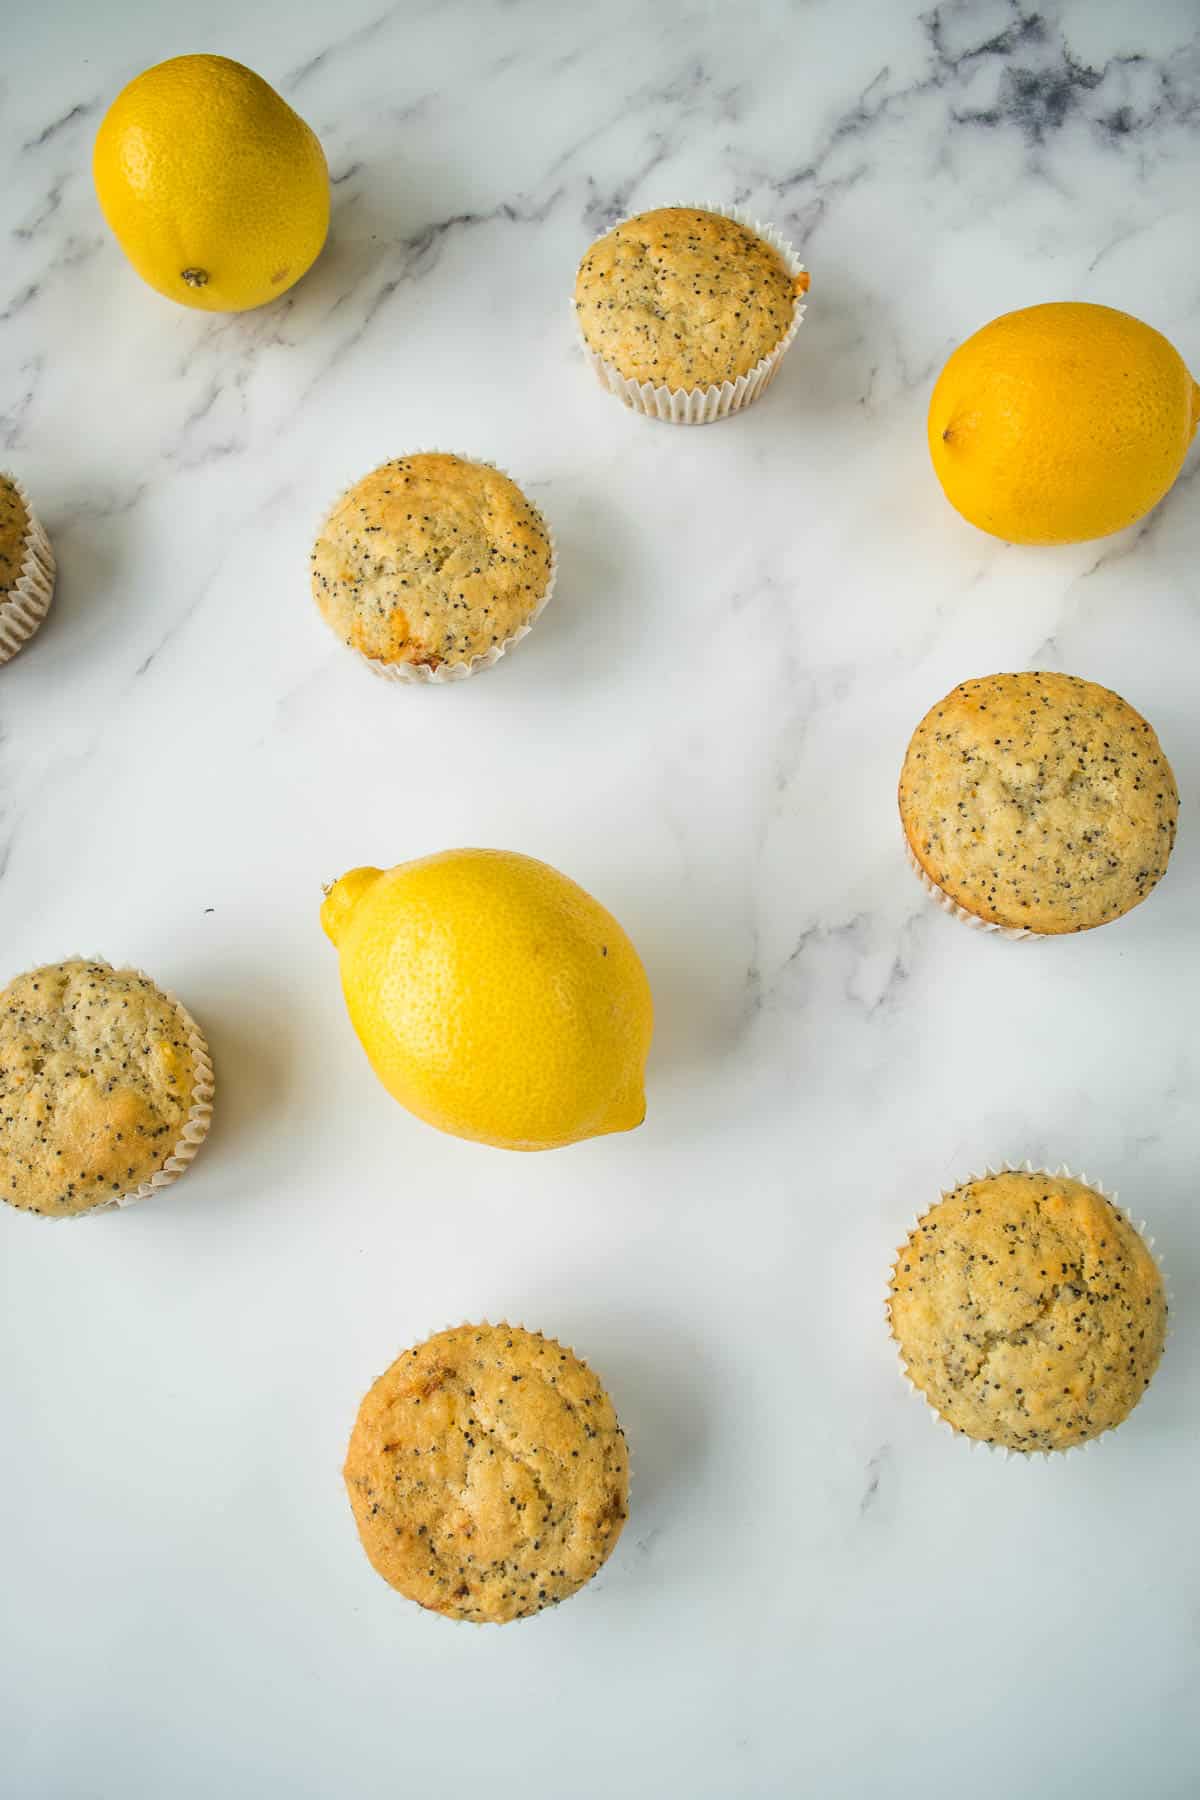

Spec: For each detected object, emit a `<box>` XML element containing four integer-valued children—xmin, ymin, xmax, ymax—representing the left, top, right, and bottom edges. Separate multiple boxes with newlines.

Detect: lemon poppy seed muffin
<box><xmin>889</xmin><ymin>1170</ymin><xmax>1166</xmax><ymax>1453</ymax></box>
<box><xmin>0</xmin><ymin>959</ymin><xmax>214</xmax><ymax>1218</ymax></box>
<box><xmin>0</xmin><ymin>478</ymin><xmax>30</xmax><ymax>595</ymax></box>
<box><xmin>0</xmin><ymin>472</ymin><xmax>56</xmax><ymax>664</ymax></box>
<box><xmin>899</xmin><ymin>672</ymin><xmax>1178</xmax><ymax>934</ymax></box>
<box><xmin>574</xmin><ymin>206</ymin><xmax>808</xmax><ymax>394</ymax></box>
<box><xmin>311</xmin><ymin>454</ymin><xmax>554</xmax><ymax>679</ymax></box>
<box><xmin>344</xmin><ymin>1323</ymin><xmax>629</xmax><ymax>1623</ymax></box>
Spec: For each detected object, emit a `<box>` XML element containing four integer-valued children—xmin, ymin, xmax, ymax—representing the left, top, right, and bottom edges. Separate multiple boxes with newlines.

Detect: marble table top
<box><xmin>2</xmin><ymin>1</ymin><xmax>1197</xmax><ymax>1796</ymax></box>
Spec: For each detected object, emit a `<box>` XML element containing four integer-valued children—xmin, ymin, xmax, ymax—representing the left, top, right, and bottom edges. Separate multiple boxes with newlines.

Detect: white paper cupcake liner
<box><xmin>576</xmin><ymin>202</ymin><xmax>808</xmax><ymax>425</ymax></box>
<box><xmin>52</xmin><ymin>956</ymin><xmax>214</xmax><ymax>1218</ymax></box>
<box><xmin>886</xmin><ymin>1161</ymin><xmax>1169</xmax><ymax>1460</ymax></box>
<box><xmin>347</xmin><ymin>1319</ymin><xmax>630</xmax><ymax>1624</ymax></box>
<box><xmin>0</xmin><ymin>473</ymin><xmax>56</xmax><ymax>665</ymax></box>
<box><xmin>904</xmin><ymin>834</ymin><xmax>1043</xmax><ymax>941</ymax></box>
<box><xmin>315</xmin><ymin>454</ymin><xmax>557</xmax><ymax>686</ymax></box>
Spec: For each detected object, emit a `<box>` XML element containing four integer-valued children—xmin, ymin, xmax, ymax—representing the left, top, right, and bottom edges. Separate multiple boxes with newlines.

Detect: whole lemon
<box><xmin>928</xmin><ymin>302</ymin><xmax>1199</xmax><ymax>544</ymax></box>
<box><xmin>93</xmin><ymin>54</ymin><xmax>329</xmax><ymax>312</ymax></box>
<box><xmin>322</xmin><ymin>851</ymin><xmax>654</xmax><ymax>1152</ymax></box>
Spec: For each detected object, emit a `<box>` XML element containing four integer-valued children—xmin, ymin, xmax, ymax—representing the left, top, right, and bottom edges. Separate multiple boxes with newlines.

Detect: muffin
<box><xmin>888</xmin><ymin>1167</ymin><xmax>1167</xmax><ymax>1453</ymax></box>
<box><xmin>899</xmin><ymin>671</ymin><xmax>1178</xmax><ymax>935</ymax></box>
<box><xmin>311</xmin><ymin>454</ymin><xmax>555</xmax><ymax>683</ymax></box>
<box><xmin>0</xmin><ymin>472</ymin><xmax>56</xmax><ymax>664</ymax></box>
<box><xmin>344</xmin><ymin>1323</ymin><xmax>629</xmax><ymax>1622</ymax></box>
<box><xmin>574</xmin><ymin>204</ymin><xmax>809</xmax><ymax>423</ymax></box>
<box><xmin>0</xmin><ymin>958</ymin><xmax>214</xmax><ymax>1218</ymax></box>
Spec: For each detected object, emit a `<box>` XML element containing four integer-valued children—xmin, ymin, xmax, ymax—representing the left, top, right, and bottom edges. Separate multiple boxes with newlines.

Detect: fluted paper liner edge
<box><xmin>0</xmin><ymin>473</ymin><xmax>56</xmax><ymax>665</ymax></box>
<box><xmin>904</xmin><ymin>833</ymin><xmax>1044</xmax><ymax>941</ymax></box>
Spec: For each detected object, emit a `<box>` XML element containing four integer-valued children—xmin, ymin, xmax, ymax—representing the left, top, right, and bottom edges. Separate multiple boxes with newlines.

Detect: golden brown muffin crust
<box><xmin>310</xmin><ymin>454</ymin><xmax>553</xmax><ymax>671</ymax></box>
<box><xmin>0</xmin><ymin>960</ymin><xmax>197</xmax><ymax>1217</ymax></box>
<box><xmin>889</xmin><ymin>1171</ymin><xmax>1166</xmax><ymax>1452</ymax></box>
<box><xmin>0</xmin><ymin>476</ymin><xmax>30</xmax><ymax>597</ymax></box>
<box><xmin>574</xmin><ymin>207</ymin><xmax>804</xmax><ymax>391</ymax></box>
<box><xmin>344</xmin><ymin>1324</ymin><xmax>629</xmax><ymax>1623</ymax></box>
<box><xmin>899</xmin><ymin>671</ymin><xmax>1178</xmax><ymax>933</ymax></box>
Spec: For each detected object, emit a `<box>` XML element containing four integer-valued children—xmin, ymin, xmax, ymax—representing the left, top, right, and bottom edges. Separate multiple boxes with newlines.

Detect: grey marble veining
<box><xmin>1</xmin><ymin>2</ymin><xmax>1199</xmax><ymax>1797</ymax></box>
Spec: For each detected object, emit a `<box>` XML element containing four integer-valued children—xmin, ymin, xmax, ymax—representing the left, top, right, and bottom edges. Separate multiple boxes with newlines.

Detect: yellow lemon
<box><xmin>93</xmin><ymin>54</ymin><xmax>329</xmax><ymax>312</ymax></box>
<box><xmin>321</xmin><ymin>850</ymin><xmax>654</xmax><ymax>1152</ymax></box>
<box><xmin>928</xmin><ymin>302</ymin><xmax>1200</xmax><ymax>545</ymax></box>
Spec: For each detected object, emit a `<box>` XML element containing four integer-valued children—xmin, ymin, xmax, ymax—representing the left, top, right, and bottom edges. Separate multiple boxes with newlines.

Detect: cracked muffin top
<box><xmin>343</xmin><ymin>1323</ymin><xmax>629</xmax><ymax>1623</ymax></box>
<box><xmin>574</xmin><ymin>206</ymin><xmax>806</xmax><ymax>391</ymax></box>
<box><xmin>0</xmin><ymin>959</ymin><xmax>199</xmax><ymax>1217</ymax></box>
<box><xmin>899</xmin><ymin>671</ymin><xmax>1178</xmax><ymax>934</ymax></box>
<box><xmin>888</xmin><ymin>1170</ymin><xmax>1166</xmax><ymax>1453</ymax></box>
<box><xmin>310</xmin><ymin>454</ymin><xmax>553</xmax><ymax>674</ymax></box>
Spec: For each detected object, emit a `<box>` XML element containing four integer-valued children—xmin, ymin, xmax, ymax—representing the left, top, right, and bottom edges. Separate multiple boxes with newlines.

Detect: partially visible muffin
<box><xmin>0</xmin><ymin>473</ymin><xmax>56</xmax><ymax>664</ymax></box>
<box><xmin>888</xmin><ymin>1169</ymin><xmax>1167</xmax><ymax>1452</ymax></box>
<box><xmin>0</xmin><ymin>959</ymin><xmax>214</xmax><ymax>1217</ymax></box>
<box><xmin>899</xmin><ymin>671</ymin><xmax>1178</xmax><ymax>934</ymax></box>
<box><xmin>0</xmin><ymin>478</ymin><xmax>29</xmax><ymax>596</ymax></box>
<box><xmin>344</xmin><ymin>1323</ymin><xmax>629</xmax><ymax>1622</ymax></box>
<box><xmin>574</xmin><ymin>205</ymin><xmax>807</xmax><ymax>395</ymax></box>
<box><xmin>311</xmin><ymin>454</ymin><xmax>554</xmax><ymax>680</ymax></box>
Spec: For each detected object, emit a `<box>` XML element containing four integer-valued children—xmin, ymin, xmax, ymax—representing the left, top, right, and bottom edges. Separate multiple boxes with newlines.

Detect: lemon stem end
<box><xmin>320</xmin><ymin>866</ymin><xmax>382</xmax><ymax>947</ymax></box>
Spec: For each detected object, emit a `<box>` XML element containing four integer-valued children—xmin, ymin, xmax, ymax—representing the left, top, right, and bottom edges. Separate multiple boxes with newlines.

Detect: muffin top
<box><xmin>889</xmin><ymin>1170</ymin><xmax>1166</xmax><ymax>1453</ymax></box>
<box><xmin>0</xmin><ymin>476</ymin><xmax>30</xmax><ymax>598</ymax></box>
<box><xmin>311</xmin><ymin>454</ymin><xmax>553</xmax><ymax>672</ymax></box>
<box><xmin>574</xmin><ymin>206</ymin><xmax>804</xmax><ymax>391</ymax></box>
<box><xmin>344</xmin><ymin>1323</ymin><xmax>629</xmax><ymax>1623</ymax></box>
<box><xmin>0</xmin><ymin>960</ymin><xmax>198</xmax><ymax>1217</ymax></box>
<box><xmin>899</xmin><ymin>671</ymin><xmax>1178</xmax><ymax>933</ymax></box>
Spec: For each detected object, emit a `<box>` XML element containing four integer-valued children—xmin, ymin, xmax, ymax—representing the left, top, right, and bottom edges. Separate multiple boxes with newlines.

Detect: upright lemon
<box><xmin>322</xmin><ymin>851</ymin><xmax>654</xmax><ymax>1152</ymax></box>
<box><xmin>93</xmin><ymin>54</ymin><xmax>329</xmax><ymax>312</ymax></box>
<box><xmin>928</xmin><ymin>302</ymin><xmax>1199</xmax><ymax>544</ymax></box>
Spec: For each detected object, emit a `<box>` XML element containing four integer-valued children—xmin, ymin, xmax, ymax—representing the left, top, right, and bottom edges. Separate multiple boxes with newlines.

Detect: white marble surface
<box><xmin>2</xmin><ymin>1</ymin><xmax>1199</xmax><ymax>1794</ymax></box>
